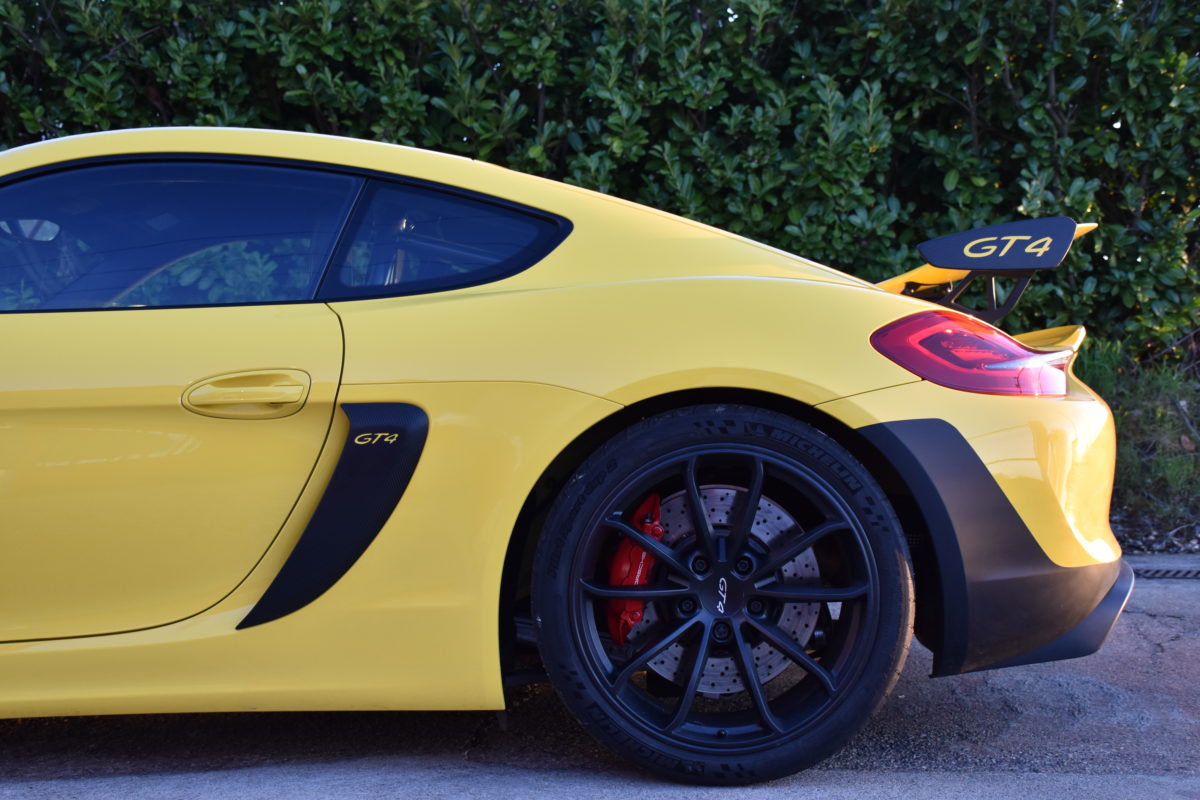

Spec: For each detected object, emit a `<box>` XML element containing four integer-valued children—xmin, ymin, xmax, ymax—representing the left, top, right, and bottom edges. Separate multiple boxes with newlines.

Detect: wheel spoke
<box><xmin>745</xmin><ymin>617</ymin><xmax>838</xmax><ymax>695</ymax></box>
<box><xmin>611</xmin><ymin>618</ymin><xmax>699</xmax><ymax>691</ymax></box>
<box><xmin>666</xmin><ymin>622</ymin><xmax>714</xmax><ymax>731</ymax></box>
<box><xmin>601</xmin><ymin>514</ymin><xmax>689</xmax><ymax>576</ymax></box>
<box><xmin>751</xmin><ymin>518</ymin><xmax>849</xmax><ymax>580</ymax></box>
<box><xmin>580</xmin><ymin>579</ymin><xmax>691</xmax><ymax>600</ymax></box>
<box><xmin>732</xmin><ymin>624</ymin><xmax>784</xmax><ymax>733</ymax></box>
<box><xmin>684</xmin><ymin>456</ymin><xmax>720</xmax><ymax>563</ymax></box>
<box><xmin>753</xmin><ymin>579</ymin><xmax>870</xmax><ymax>602</ymax></box>
<box><xmin>729</xmin><ymin>456</ymin><xmax>764</xmax><ymax>558</ymax></box>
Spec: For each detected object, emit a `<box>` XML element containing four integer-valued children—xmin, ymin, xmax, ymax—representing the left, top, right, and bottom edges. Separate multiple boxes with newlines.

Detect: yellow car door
<box><xmin>0</xmin><ymin>160</ymin><xmax>359</xmax><ymax>641</ymax></box>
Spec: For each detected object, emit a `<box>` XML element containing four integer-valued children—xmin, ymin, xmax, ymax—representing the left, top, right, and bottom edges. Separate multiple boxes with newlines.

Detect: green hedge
<box><xmin>1</xmin><ymin>0</ymin><xmax>1198</xmax><ymax>349</ymax></box>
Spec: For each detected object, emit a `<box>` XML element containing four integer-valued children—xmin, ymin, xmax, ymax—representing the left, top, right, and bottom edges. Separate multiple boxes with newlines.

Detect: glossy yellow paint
<box><xmin>0</xmin><ymin>381</ymin><xmax>618</xmax><ymax>715</ymax></box>
<box><xmin>331</xmin><ymin>277</ymin><xmax>923</xmax><ymax>404</ymax></box>
<box><xmin>181</xmin><ymin>368</ymin><xmax>312</xmax><ymax>420</ymax></box>
<box><xmin>0</xmin><ymin>128</ymin><xmax>1119</xmax><ymax>720</ymax></box>
<box><xmin>1014</xmin><ymin>324</ymin><xmax>1087</xmax><ymax>352</ymax></box>
<box><xmin>0</xmin><ymin>304</ymin><xmax>341</xmax><ymax>641</ymax></box>
<box><xmin>818</xmin><ymin>350</ymin><xmax>1120</xmax><ymax>568</ymax></box>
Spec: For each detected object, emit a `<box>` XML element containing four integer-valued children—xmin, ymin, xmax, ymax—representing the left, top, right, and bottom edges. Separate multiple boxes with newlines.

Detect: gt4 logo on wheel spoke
<box><xmin>717</xmin><ymin>577</ymin><xmax>727</xmax><ymax>614</ymax></box>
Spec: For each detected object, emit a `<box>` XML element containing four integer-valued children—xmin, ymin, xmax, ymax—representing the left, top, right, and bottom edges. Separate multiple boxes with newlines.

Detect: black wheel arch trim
<box><xmin>857</xmin><ymin>418</ymin><xmax>1125</xmax><ymax>675</ymax></box>
<box><xmin>239</xmin><ymin>402</ymin><xmax>429</xmax><ymax>629</ymax></box>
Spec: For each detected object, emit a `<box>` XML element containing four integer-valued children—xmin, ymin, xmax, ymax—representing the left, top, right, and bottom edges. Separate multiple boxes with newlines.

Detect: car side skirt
<box><xmin>238</xmin><ymin>403</ymin><xmax>429</xmax><ymax>629</ymax></box>
<box><xmin>858</xmin><ymin>418</ymin><xmax>1126</xmax><ymax>676</ymax></box>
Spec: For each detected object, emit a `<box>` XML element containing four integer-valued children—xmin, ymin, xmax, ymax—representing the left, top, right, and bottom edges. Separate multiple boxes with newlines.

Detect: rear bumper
<box><xmin>988</xmin><ymin>559</ymin><xmax>1134</xmax><ymax>670</ymax></box>
<box><xmin>855</xmin><ymin>417</ymin><xmax>1126</xmax><ymax>675</ymax></box>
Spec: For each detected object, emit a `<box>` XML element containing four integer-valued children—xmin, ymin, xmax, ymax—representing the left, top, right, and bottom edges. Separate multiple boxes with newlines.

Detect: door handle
<box><xmin>187</xmin><ymin>384</ymin><xmax>306</xmax><ymax>406</ymax></box>
<box><xmin>182</xmin><ymin>369</ymin><xmax>312</xmax><ymax>420</ymax></box>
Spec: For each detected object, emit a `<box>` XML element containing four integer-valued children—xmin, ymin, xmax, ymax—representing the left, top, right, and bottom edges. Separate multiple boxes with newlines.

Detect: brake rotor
<box><xmin>630</xmin><ymin>485</ymin><xmax>820</xmax><ymax>695</ymax></box>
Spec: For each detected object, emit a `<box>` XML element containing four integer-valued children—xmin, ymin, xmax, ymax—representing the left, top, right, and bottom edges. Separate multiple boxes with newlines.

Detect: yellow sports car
<box><xmin>0</xmin><ymin>128</ymin><xmax>1131</xmax><ymax>785</ymax></box>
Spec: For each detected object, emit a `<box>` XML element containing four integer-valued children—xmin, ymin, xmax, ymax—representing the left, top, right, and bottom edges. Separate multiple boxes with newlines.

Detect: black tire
<box><xmin>531</xmin><ymin>404</ymin><xmax>913</xmax><ymax>785</ymax></box>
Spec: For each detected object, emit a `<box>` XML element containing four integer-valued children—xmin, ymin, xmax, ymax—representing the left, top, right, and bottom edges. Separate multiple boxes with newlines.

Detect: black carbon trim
<box><xmin>238</xmin><ymin>403</ymin><xmax>428</xmax><ymax>628</ymax></box>
<box><xmin>859</xmin><ymin>419</ymin><xmax>1121</xmax><ymax>675</ymax></box>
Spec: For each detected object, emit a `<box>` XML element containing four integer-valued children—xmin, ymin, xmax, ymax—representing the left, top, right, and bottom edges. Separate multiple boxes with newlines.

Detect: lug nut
<box><xmin>735</xmin><ymin>556</ymin><xmax>753</xmax><ymax>574</ymax></box>
<box><xmin>691</xmin><ymin>556</ymin><xmax>710</xmax><ymax>574</ymax></box>
<box><xmin>712</xmin><ymin>621</ymin><xmax>732</xmax><ymax>642</ymax></box>
<box><xmin>747</xmin><ymin>598</ymin><xmax>766</xmax><ymax>615</ymax></box>
<box><xmin>678</xmin><ymin>598</ymin><xmax>697</xmax><ymax>616</ymax></box>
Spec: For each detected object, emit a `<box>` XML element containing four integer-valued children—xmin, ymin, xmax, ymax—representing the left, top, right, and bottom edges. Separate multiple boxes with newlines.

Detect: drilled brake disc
<box><xmin>631</xmin><ymin>485</ymin><xmax>820</xmax><ymax>695</ymax></box>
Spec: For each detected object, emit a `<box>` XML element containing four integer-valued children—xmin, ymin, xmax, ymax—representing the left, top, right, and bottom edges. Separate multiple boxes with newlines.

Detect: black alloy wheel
<box><xmin>532</xmin><ymin>405</ymin><xmax>913</xmax><ymax>784</ymax></box>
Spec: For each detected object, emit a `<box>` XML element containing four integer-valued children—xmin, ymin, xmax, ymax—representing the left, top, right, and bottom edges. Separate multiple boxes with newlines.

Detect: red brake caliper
<box><xmin>606</xmin><ymin>494</ymin><xmax>665</xmax><ymax>646</ymax></box>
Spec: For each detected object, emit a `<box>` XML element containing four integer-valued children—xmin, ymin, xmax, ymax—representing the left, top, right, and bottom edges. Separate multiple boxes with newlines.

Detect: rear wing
<box><xmin>877</xmin><ymin>216</ymin><xmax>1097</xmax><ymax>323</ymax></box>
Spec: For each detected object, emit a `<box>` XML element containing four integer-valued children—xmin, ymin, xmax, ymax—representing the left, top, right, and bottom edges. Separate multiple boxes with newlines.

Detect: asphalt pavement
<box><xmin>0</xmin><ymin>554</ymin><xmax>1196</xmax><ymax>799</ymax></box>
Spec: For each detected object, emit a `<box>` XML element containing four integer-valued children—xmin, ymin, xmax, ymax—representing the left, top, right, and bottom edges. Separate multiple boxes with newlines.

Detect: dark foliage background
<box><xmin>1</xmin><ymin>0</ymin><xmax>1197</xmax><ymax>543</ymax></box>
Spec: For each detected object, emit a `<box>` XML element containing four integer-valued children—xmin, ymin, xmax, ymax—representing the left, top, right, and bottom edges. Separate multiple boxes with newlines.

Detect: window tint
<box><xmin>0</xmin><ymin>162</ymin><xmax>360</xmax><ymax>311</ymax></box>
<box><xmin>320</xmin><ymin>180</ymin><xmax>568</xmax><ymax>299</ymax></box>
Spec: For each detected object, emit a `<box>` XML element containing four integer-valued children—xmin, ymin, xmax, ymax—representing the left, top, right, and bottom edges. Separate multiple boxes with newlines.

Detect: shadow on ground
<box><xmin>0</xmin><ymin>576</ymin><xmax>1194</xmax><ymax>781</ymax></box>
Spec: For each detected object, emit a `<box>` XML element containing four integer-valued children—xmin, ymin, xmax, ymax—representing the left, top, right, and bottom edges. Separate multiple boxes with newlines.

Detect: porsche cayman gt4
<box><xmin>0</xmin><ymin>129</ymin><xmax>1132</xmax><ymax>785</ymax></box>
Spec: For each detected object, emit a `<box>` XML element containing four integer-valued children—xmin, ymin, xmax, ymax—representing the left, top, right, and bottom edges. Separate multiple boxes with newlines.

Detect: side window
<box><xmin>0</xmin><ymin>162</ymin><xmax>360</xmax><ymax>311</ymax></box>
<box><xmin>319</xmin><ymin>179</ymin><xmax>569</xmax><ymax>299</ymax></box>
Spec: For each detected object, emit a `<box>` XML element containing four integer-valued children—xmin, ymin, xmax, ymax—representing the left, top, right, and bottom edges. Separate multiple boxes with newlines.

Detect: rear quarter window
<box><xmin>319</xmin><ymin>179</ymin><xmax>570</xmax><ymax>299</ymax></box>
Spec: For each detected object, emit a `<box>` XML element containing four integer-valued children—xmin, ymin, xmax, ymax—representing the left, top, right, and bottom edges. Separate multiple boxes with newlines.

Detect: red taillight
<box><xmin>871</xmin><ymin>310</ymin><xmax>1069</xmax><ymax>396</ymax></box>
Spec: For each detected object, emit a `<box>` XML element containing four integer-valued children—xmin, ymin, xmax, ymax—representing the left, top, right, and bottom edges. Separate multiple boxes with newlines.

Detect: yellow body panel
<box><xmin>1013</xmin><ymin>324</ymin><xmax>1087</xmax><ymax>352</ymax></box>
<box><xmin>0</xmin><ymin>304</ymin><xmax>341</xmax><ymax>640</ymax></box>
<box><xmin>818</xmin><ymin>370</ymin><xmax>1119</xmax><ymax>568</ymax></box>
<box><xmin>331</xmin><ymin>277</ymin><xmax>922</xmax><ymax>403</ymax></box>
<box><xmin>0</xmin><ymin>381</ymin><xmax>619</xmax><ymax>715</ymax></box>
<box><xmin>0</xmin><ymin>128</ymin><xmax>1120</xmax><ymax>718</ymax></box>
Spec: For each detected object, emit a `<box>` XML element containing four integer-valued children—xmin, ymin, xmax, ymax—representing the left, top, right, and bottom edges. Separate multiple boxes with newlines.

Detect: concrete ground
<box><xmin>0</xmin><ymin>554</ymin><xmax>1196</xmax><ymax>798</ymax></box>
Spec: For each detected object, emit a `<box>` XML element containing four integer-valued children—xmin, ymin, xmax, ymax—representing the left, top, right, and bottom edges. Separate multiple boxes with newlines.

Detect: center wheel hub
<box><xmin>701</xmin><ymin>572</ymin><xmax>746</xmax><ymax>616</ymax></box>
